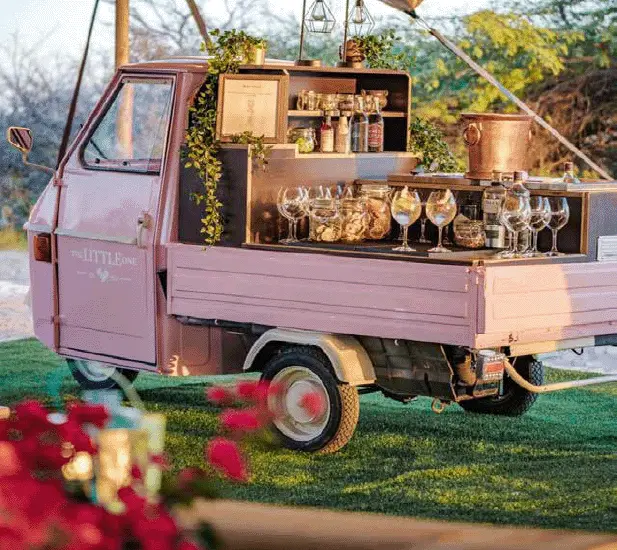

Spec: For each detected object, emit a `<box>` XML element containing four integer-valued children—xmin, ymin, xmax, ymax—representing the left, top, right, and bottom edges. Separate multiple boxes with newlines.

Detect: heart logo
<box><xmin>96</xmin><ymin>268</ymin><xmax>110</xmax><ymax>283</ymax></box>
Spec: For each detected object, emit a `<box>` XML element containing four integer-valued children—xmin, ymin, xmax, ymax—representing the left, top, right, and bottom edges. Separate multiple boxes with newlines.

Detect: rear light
<box><xmin>33</xmin><ymin>233</ymin><xmax>52</xmax><ymax>262</ymax></box>
<box><xmin>477</xmin><ymin>350</ymin><xmax>506</xmax><ymax>382</ymax></box>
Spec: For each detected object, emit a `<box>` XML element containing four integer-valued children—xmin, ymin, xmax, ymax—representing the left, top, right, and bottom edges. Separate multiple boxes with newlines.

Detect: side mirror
<box><xmin>6</xmin><ymin>126</ymin><xmax>55</xmax><ymax>176</ymax></box>
<box><xmin>7</xmin><ymin>127</ymin><xmax>34</xmax><ymax>156</ymax></box>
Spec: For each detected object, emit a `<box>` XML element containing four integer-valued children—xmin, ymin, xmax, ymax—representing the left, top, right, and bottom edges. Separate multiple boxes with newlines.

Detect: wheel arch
<box><xmin>243</xmin><ymin>329</ymin><xmax>376</xmax><ymax>386</ymax></box>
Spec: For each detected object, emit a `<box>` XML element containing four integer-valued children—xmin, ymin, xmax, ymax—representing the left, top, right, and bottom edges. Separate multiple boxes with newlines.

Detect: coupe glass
<box><xmin>546</xmin><ymin>197</ymin><xmax>570</xmax><ymax>256</ymax></box>
<box><xmin>426</xmin><ymin>189</ymin><xmax>457</xmax><ymax>253</ymax></box>
<box><xmin>499</xmin><ymin>191</ymin><xmax>531</xmax><ymax>259</ymax></box>
<box><xmin>277</xmin><ymin>187</ymin><xmax>308</xmax><ymax>244</ymax></box>
<box><xmin>524</xmin><ymin>196</ymin><xmax>551</xmax><ymax>257</ymax></box>
<box><xmin>390</xmin><ymin>187</ymin><xmax>421</xmax><ymax>252</ymax></box>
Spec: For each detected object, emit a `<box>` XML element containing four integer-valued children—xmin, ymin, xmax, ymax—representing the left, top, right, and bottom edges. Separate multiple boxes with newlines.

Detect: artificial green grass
<box><xmin>2</xmin><ymin>338</ymin><xmax>617</xmax><ymax>532</ymax></box>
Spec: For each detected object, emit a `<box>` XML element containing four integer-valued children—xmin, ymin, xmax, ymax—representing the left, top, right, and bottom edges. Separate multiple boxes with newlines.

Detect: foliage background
<box><xmin>0</xmin><ymin>0</ymin><xmax>615</xmax><ymax>228</ymax></box>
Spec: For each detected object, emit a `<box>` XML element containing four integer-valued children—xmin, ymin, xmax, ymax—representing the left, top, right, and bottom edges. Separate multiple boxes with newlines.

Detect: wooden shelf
<box><xmin>288</xmin><ymin>110</ymin><xmax>407</xmax><ymax>118</ymax></box>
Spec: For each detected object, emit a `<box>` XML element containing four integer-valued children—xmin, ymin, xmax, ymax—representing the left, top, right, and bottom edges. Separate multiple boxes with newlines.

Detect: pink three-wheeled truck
<box><xmin>8</xmin><ymin>58</ymin><xmax>617</xmax><ymax>454</ymax></box>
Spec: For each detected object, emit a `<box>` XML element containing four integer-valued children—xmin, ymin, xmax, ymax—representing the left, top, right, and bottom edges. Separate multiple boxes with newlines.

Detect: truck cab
<box><xmin>10</xmin><ymin>58</ymin><xmax>617</xmax><ymax>454</ymax></box>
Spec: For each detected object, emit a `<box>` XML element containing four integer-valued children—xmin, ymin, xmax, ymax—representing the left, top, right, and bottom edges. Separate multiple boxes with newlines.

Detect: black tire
<box><xmin>67</xmin><ymin>358</ymin><xmax>139</xmax><ymax>390</ymax></box>
<box><xmin>261</xmin><ymin>346</ymin><xmax>360</xmax><ymax>454</ymax></box>
<box><xmin>458</xmin><ymin>355</ymin><xmax>543</xmax><ymax>416</ymax></box>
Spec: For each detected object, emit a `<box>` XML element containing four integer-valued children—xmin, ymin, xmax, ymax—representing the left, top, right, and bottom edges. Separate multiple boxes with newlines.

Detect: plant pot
<box><xmin>244</xmin><ymin>45</ymin><xmax>266</xmax><ymax>65</ymax></box>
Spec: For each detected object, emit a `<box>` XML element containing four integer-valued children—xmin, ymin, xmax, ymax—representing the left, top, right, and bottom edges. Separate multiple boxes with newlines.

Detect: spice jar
<box><xmin>340</xmin><ymin>196</ymin><xmax>368</xmax><ymax>243</ymax></box>
<box><xmin>309</xmin><ymin>197</ymin><xmax>341</xmax><ymax>243</ymax></box>
<box><xmin>454</xmin><ymin>218</ymin><xmax>486</xmax><ymax>249</ymax></box>
<box><xmin>359</xmin><ymin>184</ymin><xmax>392</xmax><ymax>240</ymax></box>
<box><xmin>289</xmin><ymin>127</ymin><xmax>316</xmax><ymax>154</ymax></box>
<box><xmin>337</xmin><ymin>94</ymin><xmax>354</xmax><ymax>112</ymax></box>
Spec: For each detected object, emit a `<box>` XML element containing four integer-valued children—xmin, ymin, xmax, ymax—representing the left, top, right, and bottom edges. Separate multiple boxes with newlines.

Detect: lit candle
<box><xmin>0</xmin><ymin>406</ymin><xmax>10</xmax><ymax>420</ymax></box>
<box><xmin>95</xmin><ymin>429</ymin><xmax>133</xmax><ymax>509</ymax></box>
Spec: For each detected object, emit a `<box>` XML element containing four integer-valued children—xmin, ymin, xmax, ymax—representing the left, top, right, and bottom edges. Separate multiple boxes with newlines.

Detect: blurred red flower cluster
<box><xmin>0</xmin><ymin>399</ymin><xmax>203</xmax><ymax>550</ymax></box>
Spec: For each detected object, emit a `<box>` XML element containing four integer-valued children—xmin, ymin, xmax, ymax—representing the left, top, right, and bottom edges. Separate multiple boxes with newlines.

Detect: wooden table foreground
<box><xmin>180</xmin><ymin>500</ymin><xmax>617</xmax><ymax>550</ymax></box>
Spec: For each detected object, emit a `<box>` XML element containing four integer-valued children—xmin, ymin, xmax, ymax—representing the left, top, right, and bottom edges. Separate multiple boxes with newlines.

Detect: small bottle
<box><xmin>335</xmin><ymin>114</ymin><xmax>351</xmax><ymax>154</ymax></box>
<box><xmin>482</xmin><ymin>170</ymin><xmax>506</xmax><ymax>249</ymax></box>
<box><xmin>561</xmin><ymin>162</ymin><xmax>581</xmax><ymax>185</ymax></box>
<box><xmin>368</xmin><ymin>97</ymin><xmax>384</xmax><ymax>153</ymax></box>
<box><xmin>320</xmin><ymin>113</ymin><xmax>334</xmax><ymax>153</ymax></box>
<box><xmin>351</xmin><ymin>96</ymin><xmax>368</xmax><ymax>153</ymax></box>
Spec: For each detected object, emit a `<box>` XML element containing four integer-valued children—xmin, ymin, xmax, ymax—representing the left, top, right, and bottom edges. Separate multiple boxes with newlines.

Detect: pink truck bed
<box><xmin>166</xmin><ymin>244</ymin><xmax>617</xmax><ymax>349</ymax></box>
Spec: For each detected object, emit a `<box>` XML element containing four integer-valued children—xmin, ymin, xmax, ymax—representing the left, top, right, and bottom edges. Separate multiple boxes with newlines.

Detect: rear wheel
<box><xmin>67</xmin><ymin>359</ymin><xmax>138</xmax><ymax>390</ymax></box>
<box><xmin>261</xmin><ymin>346</ymin><xmax>360</xmax><ymax>454</ymax></box>
<box><xmin>458</xmin><ymin>355</ymin><xmax>543</xmax><ymax>416</ymax></box>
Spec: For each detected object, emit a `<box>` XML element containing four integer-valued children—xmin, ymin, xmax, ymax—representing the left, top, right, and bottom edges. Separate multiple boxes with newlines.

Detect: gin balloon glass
<box><xmin>499</xmin><ymin>191</ymin><xmax>531</xmax><ymax>258</ymax></box>
<box><xmin>277</xmin><ymin>187</ymin><xmax>308</xmax><ymax>244</ymax></box>
<box><xmin>426</xmin><ymin>189</ymin><xmax>457</xmax><ymax>253</ymax></box>
<box><xmin>390</xmin><ymin>187</ymin><xmax>421</xmax><ymax>252</ymax></box>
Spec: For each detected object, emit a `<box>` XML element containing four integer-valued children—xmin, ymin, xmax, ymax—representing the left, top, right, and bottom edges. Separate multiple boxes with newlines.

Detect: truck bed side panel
<box><xmin>167</xmin><ymin>244</ymin><xmax>478</xmax><ymax>347</ymax></box>
<box><xmin>477</xmin><ymin>262</ymin><xmax>617</xmax><ymax>347</ymax></box>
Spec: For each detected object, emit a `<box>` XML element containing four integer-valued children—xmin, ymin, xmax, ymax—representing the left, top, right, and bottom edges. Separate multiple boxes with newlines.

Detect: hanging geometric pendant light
<box><xmin>306</xmin><ymin>0</ymin><xmax>337</xmax><ymax>33</ymax></box>
<box><xmin>349</xmin><ymin>0</ymin><xmax>375</xmax><ymax>35</ymax></box>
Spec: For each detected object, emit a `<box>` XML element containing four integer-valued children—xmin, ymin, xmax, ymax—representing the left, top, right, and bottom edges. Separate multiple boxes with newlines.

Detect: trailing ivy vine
<box><xmin>185</xmin><ymin>29</ymin><xmax>268</xmax><ymax>245</ymax></box>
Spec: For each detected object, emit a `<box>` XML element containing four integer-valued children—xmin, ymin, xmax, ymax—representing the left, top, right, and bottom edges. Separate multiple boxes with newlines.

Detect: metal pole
<box><xmin>115</xmin><ymin>0</ymin><xmax>132</xmax><ymax>157</ymax></box>
<box><xmin>298</xmin><ymin>0</ymin><xmax>308</xmax><ymax>61</ymax></box>
<box><xmin>185</xmin><ymin>0</ymin><xmax>212</xmax><ymax>48</ymax></box>
<box><xmin>342</xmin><ymin>0</ymin><xmax>351</xmax><ymax>63</ymax></box>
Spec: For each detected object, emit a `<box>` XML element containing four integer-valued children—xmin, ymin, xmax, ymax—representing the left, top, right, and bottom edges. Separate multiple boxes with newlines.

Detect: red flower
<box><xmin>150</xmin><ymin>453</ymin><xmax>170</xmax><ymax>470</ymax></box>
<box><xmin>67</xmin><ymin>402</ymin><xmax>109</xmax><ymax>429</ymax></box>
<box><xmin>299</xmin><ymin>391</ymin><xmax>326</xmax><ymax>418</ymax></box>
<box><xmin>235</xmin><ymin>381</ymin><xmax>259</xmax><ymax>400</ymax></box>
<box><xmin>131</xmin><ymin>464</ymin><xmax>143</xmax><ymax>481</ymax></box>
<box><xmin>220</xmin><ymin>409</ymin><xmax>262</xmax><ymax>433</ymax></box>
<box><xmin>206</xmin><ymin>437</ymin><xmax>248</xmax><ymax>482</ymax></box>
<box><xmin>176</xmin><ymin>540</ymin><xmax>203</xmax><ymax>550</ymax></box>
<box><xmin>178</xmin><ymin>467</ymin><xmax>205</xmax><ymax>487</ymax></box>
<box><xmin>13</xmin><ymin>400</ymin><xmax>50</xmax><ymax>435</ymax></box>
<box><xmin>206</xmin><ymin>386</ymin><xmax>232</xmax><ymax>405</ymax></box>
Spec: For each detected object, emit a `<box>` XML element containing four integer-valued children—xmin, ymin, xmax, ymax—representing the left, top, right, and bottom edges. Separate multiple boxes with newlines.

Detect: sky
<box><xmin>0</xmin><ymin>0</ymin><xmax>492</xmax><ymax>68</ymax></box>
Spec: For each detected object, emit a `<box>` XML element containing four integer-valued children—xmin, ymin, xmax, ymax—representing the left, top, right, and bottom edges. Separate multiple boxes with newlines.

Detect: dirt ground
<box><xmin>1</xmin><ymin>250</ymin><xmax>616</xmax><ymax>373</ymax></box>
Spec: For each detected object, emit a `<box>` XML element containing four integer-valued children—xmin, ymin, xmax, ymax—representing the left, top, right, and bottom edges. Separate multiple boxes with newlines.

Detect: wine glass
<box><xmin>277</xmin><ymin>187</ymin><xmax>308</xmax><ymax>244</ymax></box>
<box><xmin>546</xmin><ymin>197</ymin><xmax>570</xmax><ymax>257</ymax></box>
<box><xmin>416</xmin><ymin>190</ymin><xmax>431</xmax><ymax>244</ymax></box>
<box><xmin>499</xmin><ymin>192</ymin><xmax>531</xmax><ymax>259</ymax></box>
<box><xmin>390</xmin><ymin>187</ymin><xmax>421</xmax><ymax>253</ymax></box>
<box><xmin>523</xmin><ymin>196</ymin><xmax>551</xmax><ymax>257</ymax></box>
<box><xmin>426</xmin><ymin>189</ymin><xmax>457</xmax><ymax>253</ymax></box>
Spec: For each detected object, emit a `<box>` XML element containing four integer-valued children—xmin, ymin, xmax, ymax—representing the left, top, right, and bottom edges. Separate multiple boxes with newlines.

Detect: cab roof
<box><xmin>121</xmin><ymin>56</ymin><xmax>294</xmax><ymax>73</ymax></box>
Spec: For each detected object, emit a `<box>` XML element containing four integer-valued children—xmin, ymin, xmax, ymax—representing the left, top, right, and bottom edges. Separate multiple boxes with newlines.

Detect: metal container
<box><xmin>462</xmin><ymin>113</ymin><xmax>532</xmax><ymax>180</ymax></box>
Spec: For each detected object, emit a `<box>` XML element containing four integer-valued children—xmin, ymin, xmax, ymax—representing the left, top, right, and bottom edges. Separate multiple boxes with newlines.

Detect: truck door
<box><xmin>55</xmin><ymin>75</ymin><xmax>174</xmax><ymax>367</ymax></box>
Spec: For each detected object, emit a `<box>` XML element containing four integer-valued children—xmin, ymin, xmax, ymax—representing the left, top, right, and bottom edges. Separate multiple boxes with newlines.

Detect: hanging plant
<box><xmin>351</xmin><ymin>29</ymin><xmax>410</xmax><ymax>70</ymax></box>
<box><xmin>185</xmin><ymin>29</ymin><xmax>268</xmax><ymax>245</ymax></box>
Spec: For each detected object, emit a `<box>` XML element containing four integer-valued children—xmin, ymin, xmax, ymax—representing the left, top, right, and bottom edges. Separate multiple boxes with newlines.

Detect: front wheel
<box><xmin>458</xmin><ymin>355</ymin><xmax>543</xmax><ymax>416</ymax></box>
<box><xmin>67</xmin><ymin>359</ymin><xmax>138</xmax><ymax>390</ymax></box>
<box><xmin>261</xmin><ymin>346</ymin><xmax>360</xmax><ymax>454</ymax></box>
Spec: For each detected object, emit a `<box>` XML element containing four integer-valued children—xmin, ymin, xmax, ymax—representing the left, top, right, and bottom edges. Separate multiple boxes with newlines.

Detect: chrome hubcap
<box><xmin>75</xmin><ymin>360</ymin><xmax>116</xmax><ymax>382</ymax></box>
<box><xmin>269</xmin><ymin>367</ymin><xmax>330</xmax><ymax>442</ymax></box>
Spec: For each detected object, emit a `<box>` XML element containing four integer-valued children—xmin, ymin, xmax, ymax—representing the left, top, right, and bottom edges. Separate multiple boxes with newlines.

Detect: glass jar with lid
<box><xmin>289</xmin><ymin>127</ymin><xmax>316</xmax><ymax>154</ymax></box>
<box><xmin>340</xmin><ymin>196</ymin><xmax>368</xmax><ymax>243</ymax></box>
<box><xmin>454</xmin><ymin>219</ymin><xmax>486</xmax><ymax>249</ymax></box>
<box><xmin>309</xmin><ymin>197</ymin><xmax>341</xmax><ymax>243</ymax></box>
<box><xmin>359</xmin><ymin>184</ymin><xmax>392</xmax><ymax>240</ymax></box>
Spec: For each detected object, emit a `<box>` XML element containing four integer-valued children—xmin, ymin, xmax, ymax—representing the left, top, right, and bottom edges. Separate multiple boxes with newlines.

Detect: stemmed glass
<box><xmin>416</xmin><ymin>190</ymin><xmax>431</xmax><ymax>244</ymax></box>
<box><xmin>524</xmin><ymin>196</ymin><xmax>551</xmax><ymax>257</ymax></box>
<box><xmin>277</xmin><ymin>187</ymin><xmax>308</xmax><ymax>244</ymax></box>
<box><xmin>546</xmin><ymin>197</ymin><xmax>570</xmax><ymax>256</ymax></box>
<box><xmin>390</xmin><ymin>187</ymin><xmax>422</xmax><ymax>253</ymax></box>
<box><xmin>499</xmin><ymin>192</ymin><xmax>531</xmax><ymax>259</ymax></box>
<box><xmin>426</xmin><ymin>189</ymin><xmax>457</xmax><ymax>253</ymax></box>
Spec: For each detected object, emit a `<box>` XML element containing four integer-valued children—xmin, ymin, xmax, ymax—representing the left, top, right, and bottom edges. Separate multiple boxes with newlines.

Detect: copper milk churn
<box><xmin>462</xmin><ymin>113</ymin><xmax>532</xmax><ymax>180</ymax></box>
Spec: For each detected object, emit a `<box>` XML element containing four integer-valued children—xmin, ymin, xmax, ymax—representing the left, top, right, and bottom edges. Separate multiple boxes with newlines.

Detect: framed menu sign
<box><xmin>216</xmin><ymin>74</ymin><xmax>288</xmax><ymax>143</ymax></box>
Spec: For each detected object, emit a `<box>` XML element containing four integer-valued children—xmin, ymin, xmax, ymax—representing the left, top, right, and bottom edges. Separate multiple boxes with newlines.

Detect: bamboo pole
<box><xmin>115</xmin><ymin>0</ymin><xmax>133</xmax><ymax>158</ymax></box>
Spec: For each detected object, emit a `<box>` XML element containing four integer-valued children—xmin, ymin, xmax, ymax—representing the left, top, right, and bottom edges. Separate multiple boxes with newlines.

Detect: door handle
<box><xmin>137</xmin><ymin>212</ymin><xmax>152</xmax><ymax>249</ymax></box>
